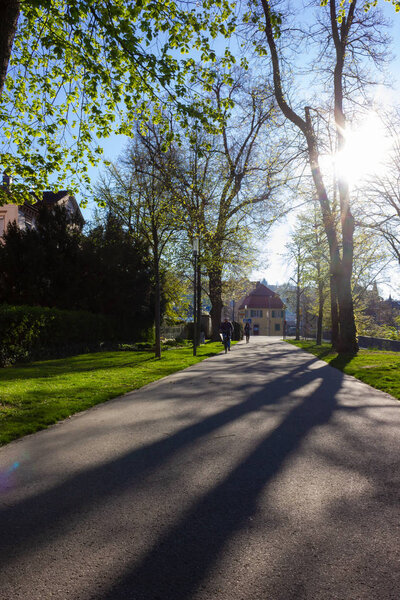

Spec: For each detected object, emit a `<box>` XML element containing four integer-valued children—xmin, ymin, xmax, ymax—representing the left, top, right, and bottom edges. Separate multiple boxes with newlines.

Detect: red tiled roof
<box><xmin>238</xmin><ymin>282</ymin><xmax>284</xmax><ymax>309</ymax></box>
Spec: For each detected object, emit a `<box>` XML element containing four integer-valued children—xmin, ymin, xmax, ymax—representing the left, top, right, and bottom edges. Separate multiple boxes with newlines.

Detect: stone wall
<box><xmin>358</xmin><ymin>336</ymin><xmax>400</xmax><ymax>352</ymax></box>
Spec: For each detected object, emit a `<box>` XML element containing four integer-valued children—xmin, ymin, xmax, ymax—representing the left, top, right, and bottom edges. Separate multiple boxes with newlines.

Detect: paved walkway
<box><xmin>1</xmin><ymin>337</ymin><xmax>399</xmax><ymax>600</ymax></box>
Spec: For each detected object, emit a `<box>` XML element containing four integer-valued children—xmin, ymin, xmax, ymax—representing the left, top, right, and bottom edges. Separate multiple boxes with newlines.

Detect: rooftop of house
<box><xmin>24</xmin><ymin>190</ymin><xmax>84</xmax><ymax>223</ymax></box>
<box><xmin>2</xmin><ymin>174</ymin><xmax>82</xmax><ymax>220</ymax></box>
<box><xmin>239</xmin><ymin>282</ymin><xmax>284</xmax><ymax>310</ymax></box>
<box><xmin>42</xmin><ymin>190</ymin><xmax>71</xmax><ymax>204</ymax></box>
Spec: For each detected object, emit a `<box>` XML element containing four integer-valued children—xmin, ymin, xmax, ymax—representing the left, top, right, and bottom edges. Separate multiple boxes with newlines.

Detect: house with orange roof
<box><xmin>238</xmin><ymin>282</ymin><xmax>285</xmax><ymax>336</ymax></box>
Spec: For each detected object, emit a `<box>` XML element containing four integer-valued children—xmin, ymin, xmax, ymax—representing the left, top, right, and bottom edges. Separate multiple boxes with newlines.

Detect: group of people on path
<box><xmin>219</xmin><ymin>318</ymin><xmax>251</xmax><ymax>353</ymax></box>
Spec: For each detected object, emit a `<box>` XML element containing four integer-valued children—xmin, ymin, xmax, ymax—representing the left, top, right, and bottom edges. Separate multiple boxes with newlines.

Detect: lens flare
<box><xmin>334</xmin><ymin>112</ymin><xmax>392</xmax><ymax>187</ymax></box>
<box><xmin>0</xmin><ymin>461</ymin><xmax>21</xmax><ymax>492</ymax></box>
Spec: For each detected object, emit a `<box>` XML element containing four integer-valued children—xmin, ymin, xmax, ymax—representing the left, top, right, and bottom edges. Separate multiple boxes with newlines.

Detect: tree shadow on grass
<box><xmin>0</xmin><ymin>354</ymin><xmax>155</xmax><ymax>383</ymax></box>
<box><xmin>290</xmin><ymin>342</ymin><xmax>356</xmax><ymax>373</ymax></box>
<box><xmin>329</xmin><ymin>353</ymin><xmax>357</xmax><ymax>371</ymax></box>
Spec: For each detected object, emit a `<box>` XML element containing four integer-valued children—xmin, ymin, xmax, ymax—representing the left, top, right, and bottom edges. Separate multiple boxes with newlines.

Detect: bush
<box><xmin>232</xmin><ymin>321</ymin><xmax>243</xmax><ymax>341</ymax></box>
<box><xmin>0</xmin><ymin>304</ymin><xmax>121</xmax><ymax>366</ymax></box>
<box><xmin>133</xmin><ymin>342</ymin><xmax>153</xmax><ymax>350</ymax></box>
<box><xmin>184</xmin><ymin>322</ymin><xmax>209</xmax><ymax>342</ymax></box>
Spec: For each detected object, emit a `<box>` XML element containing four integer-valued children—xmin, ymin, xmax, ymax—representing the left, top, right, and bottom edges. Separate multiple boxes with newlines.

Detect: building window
<box><xmin>275</xmin><ymin>323</ymin><xmax>281</xmax><ymax>331</ymax></box>
<box><xmin>281</xmin><ymin>310</ymin><xmax>284</xmax><ymax>317</ymax></box>
<box><xmin>272</xmin><ymin>310</ymin><xmax>275</xmax><ymax>318</ymax></box>
<box><xmin>0</xmin><ymin>216</ymin><xmax>4</xmax><ymax>236</ymax></box>
<box><xmin>251</xmin><ymin>309</ymin><xmax>263</xmax><ymax>317</ymax></box>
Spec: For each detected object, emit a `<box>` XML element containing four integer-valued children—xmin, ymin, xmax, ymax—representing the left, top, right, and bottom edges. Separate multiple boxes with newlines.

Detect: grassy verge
<box><xmin>286</xmin><ymin>340</ymin><xmax>400</xmax><ymax>401</ymax></box>
<box><xmin>0</xmin><ymin>341</ymin><xmax>234</xmax><ymax>446</ymax></box>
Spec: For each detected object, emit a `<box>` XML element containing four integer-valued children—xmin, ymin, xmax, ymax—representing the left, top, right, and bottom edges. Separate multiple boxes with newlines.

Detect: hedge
<box><xmin>0</xmin><ymin>304</ymin><xmax>152</xmax><ymax>366</ymax></box>
<box><xmin>232</xmin><ymin>321</ymin><xmax>243</xmax><ymax>341</ymax></box>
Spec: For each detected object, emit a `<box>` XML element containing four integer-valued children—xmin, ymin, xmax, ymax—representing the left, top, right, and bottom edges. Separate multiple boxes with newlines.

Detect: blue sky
<box><xmin>79</xmin><ymin>1</ymin><xmax>400</xmax><ymax>298</ymax></box>
<box><xmin>253</xmin><ymin>1</ymin><xmax>400</xmax><ymax>298</ymax></box>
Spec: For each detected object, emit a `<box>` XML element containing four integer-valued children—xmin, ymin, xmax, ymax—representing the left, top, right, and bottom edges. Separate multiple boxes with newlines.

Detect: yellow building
<box><xmin>238</xmin><ymin>282</ymin><xmax>285</xmax><ymax>336</ymax></box>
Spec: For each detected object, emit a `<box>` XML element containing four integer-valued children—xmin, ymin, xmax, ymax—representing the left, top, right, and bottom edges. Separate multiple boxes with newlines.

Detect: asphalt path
<box><xmin>1</xmin><ymin>337</ymin><xmax>400</xmax><ymax>600</ymax></box>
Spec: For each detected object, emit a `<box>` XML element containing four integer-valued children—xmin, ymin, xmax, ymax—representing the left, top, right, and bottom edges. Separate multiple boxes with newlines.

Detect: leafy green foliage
<box><xmin>320</xmin><ymin>0</ymin><xmax>400</xmax><ymax>19</ymax></box>
<box><xmin>0</xmin><ymin>304</ymin><xmax>116</xmax><ymax>366</ymax></box>
<box><xmin>0</xmin><ymin>206</ymin><xmax>156</xmax><ymax>340</ymax></box>
<box><xmin>0</xmin><ymin>205</ymin><xmax>83</xmax><ymax>307</ymax></box>
<box><xmin>81</xmin><ymin>214</ymin><xmax>156</xmax><ymax>331</ymax></box>
<box><xmin>162</xmin><ymin>271</ymin><xmax>192</xmax><ymax>324</ymax></box>
<box><xmin>1</xmin><ymin>0</ymin><xmax>237</xmax><ymax>202</ymax></box>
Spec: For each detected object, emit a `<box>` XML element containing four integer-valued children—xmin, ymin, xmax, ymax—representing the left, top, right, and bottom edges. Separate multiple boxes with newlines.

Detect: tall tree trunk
<box><xmin>330</xmin><ymin>0</ymin><xmax>358</xmax><ymax>354</ymax></box>
<box><xmin>154</xmin><ymin>268</ymin><xmax>161</xmax><ymax>358</ymax></box>
<box><xmin>262</xmin><ymin>0</ymin><xmax>358</xmax><ymax>355</ymax></box>
<box><xmin>209</xmin><ymin>266</ymin><xmax>223</xmax><ymax>341</ymax></box>
<box><xmin>295</xmin><ymin>254</ymin><xmax>301</xmax><ymax>340</ymax></box>
<box><xmin>317</xmin><ymin>281</ymin><xmax>324</xmax><ymax>345</ymax></box>
<box><xmin>335</xmin><ymin>203</ymin><xmax>357</xmax><ymax>352</ymax></box>
<box><xmin>336</xmin><ymin>262</ymin><xmax>358</xmax><ymax>353</ymax></box>
<box><xmin>196</xmin><ymin>256</ymin><xmax>201</xmax><ymax>345</ymax></box>
<box><xmin>304</xmin><ymin>107</ymin><xmax>343</xmax><ymax>351</ymax></box>
<box><xmin>330</xmin><ymin>261</ymin><xmax>340</xmax><ymax>350</ymax></box>
<box><xmin>153</xmin><ymin>243</ymin><xmax>161</xmax><ymax>359</ymax></box>
<box><xmin>192</xmin><ymin>253</ymin><xmax>197</xmax><ymax>355</ymax></box>
<box><xmin>295</xmin><ymin>282</ymin><xmax>301</xmax><ymax>341</ymax></box>
<box><xmin>0</xmin><ymin>0</ymin><xmax>19</xmax><ymax>98</ymax></box>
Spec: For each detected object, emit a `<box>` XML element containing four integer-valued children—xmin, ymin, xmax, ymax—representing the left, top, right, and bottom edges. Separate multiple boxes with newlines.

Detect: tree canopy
<box><xmin>0</xmin><ymin>0</ymin><xmax>237</xmax><ymax>203</ymax></box>
<box><xmin>0</xmin><ymin>204</ymin><xmax>155</xmax><ymax>339</ymax></box>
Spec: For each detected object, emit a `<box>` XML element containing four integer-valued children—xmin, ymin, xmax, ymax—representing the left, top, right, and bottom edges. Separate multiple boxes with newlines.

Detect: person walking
<box><xmin>219</xmin><ymin>318</ymin><xmax>234</xmax><ymax>353</ymax></box>
<box><xmin>244</xmin><ymin>322</ymin><xmax>251</xmax><ymax>343</ymax></box>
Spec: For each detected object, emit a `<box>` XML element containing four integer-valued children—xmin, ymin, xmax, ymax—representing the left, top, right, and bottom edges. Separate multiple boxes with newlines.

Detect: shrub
<box><xmin>0</xmin><ymin>304</ymin><xmax>117</xmax><ymax>366</ymax></box>
<box><xmin>232</xmin><ymin>321</ymin><xmax>243</xmax><ymax>341</ymax></box>
<box><xmin>163</xmin><ymin>339</ymin><xmax>182</xmax><ymax>347</ymax></box>
<box><xmin>134</xmin><ymin>342</ymin><xmax>153</xmax><ymax>350</ymax></box>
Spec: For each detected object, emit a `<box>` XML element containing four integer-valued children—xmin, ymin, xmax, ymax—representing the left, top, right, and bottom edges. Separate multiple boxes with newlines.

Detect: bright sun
<box><xmin>330</xmin><ymin>112</ymin><xmax>392</xmax><ymax>188</ymax></box>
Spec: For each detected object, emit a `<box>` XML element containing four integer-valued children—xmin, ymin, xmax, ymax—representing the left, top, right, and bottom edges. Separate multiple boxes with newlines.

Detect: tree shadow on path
<box><xmin>0</xmin><ymin>352</ymin><xmax>324</xmax><ymax>562</ymax></box>
<box><xmin>97</xmin><ymin>364</ymin><xmax>342</xmax><ymax>600</ymax></box>
<box><xmin>0</xmin><ymin>346</ymin><xmax>348</xmax><ymax>600</ymax></box>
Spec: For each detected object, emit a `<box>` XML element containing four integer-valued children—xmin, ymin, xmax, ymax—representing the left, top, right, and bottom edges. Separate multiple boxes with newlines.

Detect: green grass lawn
<box><xmin>0</xmin><ymin>341</ymin><xmax>232</xmax><ymax>446</ymax></box>
<box><xmin>287</xmin><ymin>340</ymin><xmax>400</xmax><ymax>401</ymax></box>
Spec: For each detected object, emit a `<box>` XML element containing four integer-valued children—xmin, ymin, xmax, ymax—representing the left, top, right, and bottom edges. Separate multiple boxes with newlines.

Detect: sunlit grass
<box><xmin>287</xmin><ymin>340</ymin><xmax>400</xmax><ymax>401</ymax></box>
<box><xmin>0</xmin><ymin>342</ymin><xmax>232</xmax><ymax>446</ymax></box>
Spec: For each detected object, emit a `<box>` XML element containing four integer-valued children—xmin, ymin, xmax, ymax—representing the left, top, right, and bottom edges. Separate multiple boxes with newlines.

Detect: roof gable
<box><xmin>250</xmin><ymin>283</ymin><xmax>276</xmax><ymax>297</ymax></box>
<box><xmin>239</xmin><ymin>282</ymin><xmax>284</xmax><ymax>309</ymax></box>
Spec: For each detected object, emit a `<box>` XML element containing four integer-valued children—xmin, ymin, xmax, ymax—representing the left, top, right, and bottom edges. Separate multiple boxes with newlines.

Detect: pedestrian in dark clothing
<box><xmin>244</xmin><ymin>322</ymin><xmax>251</xmax><ymax>343</ymax></box>
<box><xmin>219</xmin><ymin>319</ymin><xmax>233</xmax><ymax>353</ymax></box>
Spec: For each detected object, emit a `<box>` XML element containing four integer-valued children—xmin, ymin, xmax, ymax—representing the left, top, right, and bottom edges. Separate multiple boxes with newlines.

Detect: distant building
<box><xmin>260</xmin><ymin>278</ymin><xmax>277</xmax><ymax>291</ymax></box>
<box><xmin>238</xmin><ymin>282</ymin><xmax>285</xmax><ymax>336</ymax></box>
<box><xmin>387</xmin><ymin>295</ymin><xmax>400</xmax><ymax>311</ymax></box>
<box><xmin>0</xmin><ymin>175</ymin><xmax>83</xmax><ymax>236</ymax></box>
